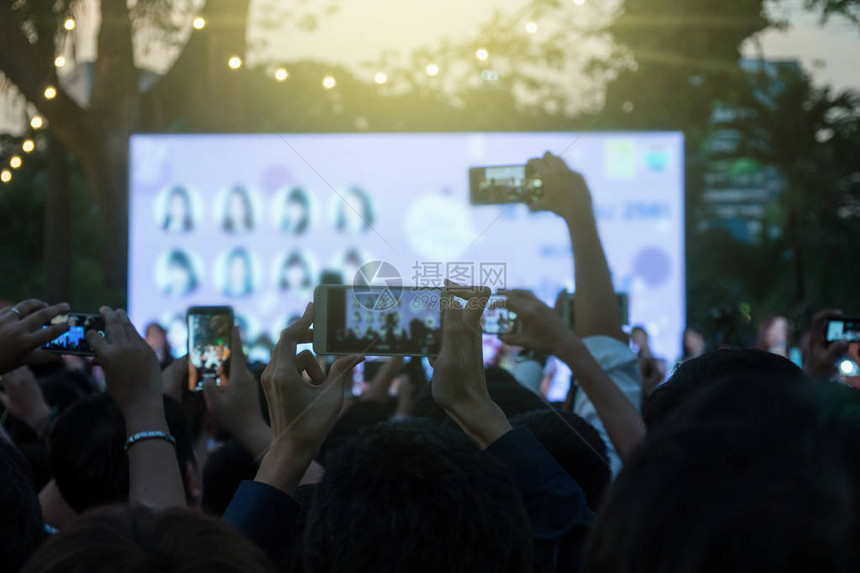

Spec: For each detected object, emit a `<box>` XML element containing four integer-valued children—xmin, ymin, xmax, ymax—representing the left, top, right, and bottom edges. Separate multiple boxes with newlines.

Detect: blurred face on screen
<box><xmin>229</xmin><ymin>193</ymin><xmax>248</xmax><ymax>227</ymax></box>
<box><xmin>227</xmin><ymin>254</ymin><xmax>250</xmax><ymax>295</ymax></box>
<box><xmin>167</xmin><ymin>258</ymin><xmax>194</xmax><ymax>295</ymax></box>
<box><xmin>169</xmin><ymin>193</ymin><xmax>186</xmax><ymax>222</ymax></box>
<box><xmin>286</xmin><ymin>263</ymin><xmax>307</xmax><ymax>288</ymax></box>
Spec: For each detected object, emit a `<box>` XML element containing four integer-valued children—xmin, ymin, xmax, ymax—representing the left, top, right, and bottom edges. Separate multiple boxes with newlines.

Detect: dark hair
<box><xmin>21</xmin><ymin>505</ymin><xmax>274</xmax><ymax>573</ymax></box>
<box><xmin>162</xmin><ymin>186</ymin><xmax>193</xmax><ymax>232</ymax></box>
<box><xmin>509</xmin><ymin>409</ymin><xmax>610</xmax><ymax>510</ymax></box>
<box><xmin>223</xmin><ymin>185</ymin><xmax>254</xmax><ymax>232</ymax></box>
<box><xmin>318</xmin><ymin>400</ymin><xmax>391</xmax><ymax>465</ymax></box>
<box><xmin>304</xmin><ymin>419</ymin><xmax>533</xmax><ymax>573</ymax></box>
<box><xmin>586</xmin><ymin>376</ymin><xmax>860</xmax><ymax>573</ymax></box>
<box><xmin>279</xmin><ymin>251</ymin><xmax>312</xmax><ymax>291</ymax></box>
<box><xmin>0</xmin><ymin>440</ymin><xmax>45</xmax><ymax>572</ymax></box>
<box><xmin>282</xmin><ymin>188</ymin><xmax>310</xmax><ymax>234</ymax></box>
<box><xmin>48</xmin><ymin>394</ymin><xmax>196</xmax><ymax>513</ymax></box>
<box><xmin>335</xmin><ymin>186</ymin><xmax>373</xmax><ymax>232</ymax></box>
<box><xmin>201</xmin><ymin>439</ymin><xmax>259</xmax><ymax>516</ymax></box>
<box><xmin>224</xmin><ymin>248</ymin><xmax>254</xmax><ymax>297</ymax></box>
<box><xmin>166</xmin><ymin>250</ymin><xmax>198</xmax><ymax>295</ymax></box>
<box><xmin>412</xmin><ymin>366</ymin><xmax>546</xmax><ymax>426</ymax></box>
<box><xmin>642</xmin><ymin>348</ymin><xmax>809</xmax><ymax>430</ymax></box>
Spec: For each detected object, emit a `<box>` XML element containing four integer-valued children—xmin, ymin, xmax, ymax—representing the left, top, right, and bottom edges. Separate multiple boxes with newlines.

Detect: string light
<box><xmin>44</xmin><ymin>86</ymin><xmax>57</xmax><ymax>100</ymax></box>
<box><xmin>22</xmin><ymin>140</ymin><xmax>35</xmax><ymax>153</ymax></box>
<box><xmin>572</xmin><ymin>0</ymin><xmax>586</xmax><ymax>5</ymax></box>
<box><xmin>274</xmin><ymin>67</ymin><xmax>289</xmax><ymax>81</ymax></box>
<box><xmin>30</xmin><ymin>115</ymin><xmax>44</xmax><ymax>129</ymax></box>
<box><xmin>525</xmin><ymin>21</ymin><xmax>538</xmax><ymax>33</ymax></box>
<box><xmin>475</xmin><ymin>48</ymin><xmax>489</xmax><ymax>61</ymax></box>
<box><xmin>322</xmin><ymin>75</ymin><xmax>336</xmax><ymax>89</ymax></box>
<box><xmin>10</xmin><ymin>156</ymin><xmax>22</xmax><ymax>169</ymax></box>
<box><xmin>63</xmin><ymin>18</ymin><xmax>76</xmax><ymax>31</ymax></box>
<box><xmin>227</xmin><ymin>56</ymin><xmax>242</xmax><ymax>69</ymax></box>
<box><xmin>54</xmin><ymin>55</ymin><xmax>66</xmax><ymax>68</ymax></box>
<box><xmin>192</xmin><ymin>17</ymin><xmax>206</xmax><ymax>30</ymax></box>
<box><xmin>374</xmin><ymin>71</ymin><xmax>388</xmax><ymax>84</ymax></box>
<box><xmin>425</xmin><ymin>64</ymin><xmax>439</xmax><ymax>76</ymax></box>
<box><xmin>1</xmin><ymin>170</ymin><xmax>11</xmax><ymax>183</ymax></box>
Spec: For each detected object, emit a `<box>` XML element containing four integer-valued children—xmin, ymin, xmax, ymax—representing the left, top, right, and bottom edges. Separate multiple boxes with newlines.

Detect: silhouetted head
<box><xmin>304</xmin><ymin>419</ymin><xmax>533</xmax><ymax>573</ymax></box>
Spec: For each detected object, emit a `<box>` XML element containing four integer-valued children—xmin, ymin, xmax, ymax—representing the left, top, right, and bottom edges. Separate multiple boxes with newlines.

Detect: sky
<box><xmin>2</xmin><ymin>0</ymin><xmax>859</xmax><ymax>134</ymax></box>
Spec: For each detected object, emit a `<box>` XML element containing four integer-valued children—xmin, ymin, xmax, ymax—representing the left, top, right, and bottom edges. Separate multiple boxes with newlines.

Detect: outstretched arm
<box><xmin>87</xmin><ymin>308</ymin><xmax>186</xmax><ymax>509</ymax></box>
<box><xmin>527</xmin><ymin>153</ymin><xmax>624</xmax><ymax>342</ymax></box>
<box><xmin>502</xmin><ymin>291</ymin><xmax>645</xmax><ymax>462</ymax></box>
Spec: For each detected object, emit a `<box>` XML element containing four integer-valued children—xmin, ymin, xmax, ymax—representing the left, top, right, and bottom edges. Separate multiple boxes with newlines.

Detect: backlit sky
<box><xmin>1</xmin><ymin>0</ymin><xmax>858</xmax><ymax>133</ymax></box>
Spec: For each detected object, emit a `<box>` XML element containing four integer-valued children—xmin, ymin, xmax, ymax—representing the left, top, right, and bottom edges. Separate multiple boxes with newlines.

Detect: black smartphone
<box><xmin>186</xmin><ymin>306</ymin><xmax>234</xmax><ymax>391</ymax></box>
<box><xmin>481</xmin><ymin>295</ymin><xmax>521</xmax><ymax>335</ymax></box>
<box><xmin>313</xmin><ymin>286</ymin><xmax>449</xmax><ymax>356</ymax></box>
<box><xmin>41</xmin><ymin>313</ymin><xmax>106</xmax><ymax>356</ymax></box>
<box><xmin>469</xmin><ymin>164</ymin><xmax>542</xmax><ymax>205</ymax></box>
<box><xmin>561</xmin><ymin>292</ymin><xmax>630</xmax><ymax>329</ymax></box>
<box><xmin>825</xmin><ymin>318</ymin><xmax>860</xmax><ymax>345</ymax></box>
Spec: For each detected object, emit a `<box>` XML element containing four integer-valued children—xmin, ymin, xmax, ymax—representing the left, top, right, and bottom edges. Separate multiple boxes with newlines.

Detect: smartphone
<box><xmin>41</xmin><ymin>313</ymin><xmax>106</xmax><ymax>356</ymax></box>
<box><xmin>469</xmin><ymin>164</ymin><xmax>542</xmax><ymax>205</ymax></box>
<box><xmin>561</xmin><ymin>292</ymin><xmax>630</xmax><ymax>329</ymax></box>
<box><xmin>825</xmin><ymin>318</ymin><xmax>860</xmax><ymax>344</ymax></box>
<box><xmin>481</xmin><ymin>295</ymin><xmax>521</xmax><ymax>335</ymax></box>
<box><xmin>187</xmin><ymin>306</ymin><xmax>234</xmax><ymax>391</ymax></box>
<box><xmin>313</xmin><ymin>286</ymin><xmax>449</xmax><ymax>356</ymax></box>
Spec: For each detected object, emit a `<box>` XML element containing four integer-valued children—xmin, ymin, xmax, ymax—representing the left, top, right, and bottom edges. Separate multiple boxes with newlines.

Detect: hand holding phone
<box><xmin>469</xmin><ymin>164</ymin><xmax>542</xmax><ymax>205</ymax></box>
<box><xmin>481</xmin><ymin>295</ymin><xmax>521</xmax><ymax>335</ymax></box>
<box><xmin>1</xmin><ymin>299</ymin><xmax>69</xmax><ymax>374</ymax></box>
<box><xmin>313</xmin><ymin>286</ymin><xmax>448</xmax><ymax>356</ymax></box>
<box><xmin>41</xmin><ymin>312</ymin><xmax>105</xmax><ymax>357</ymax></box>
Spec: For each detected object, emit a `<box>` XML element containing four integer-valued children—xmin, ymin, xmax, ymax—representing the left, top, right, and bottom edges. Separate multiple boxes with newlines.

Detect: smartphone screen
<box><xmin>41</xmin><ymin>313</ymin><xmax>106</xmax><ymax>356</ymax></box>
<box><xmin>469</xmin><ymin>164</ymin><xmax>541</xmax><ymax>205</ymax></box>
<box><xmin>826</xmin><ymin>319</ymin><xmax>860</xmax><ymax>344</ymax></box>
<box><xmin>316</xmin><ymin>286</ymin><xmax>445</xmax><ymax>356</ymax></box>
<box><xmin>481</xmin><ymin>295</ymin><xmax>519</xmax><ymax>335</ymax></box>
<box><xmin>187</xmin><ymin>306</ymin><xmax>234</xmax><ymax>390</ymax></box>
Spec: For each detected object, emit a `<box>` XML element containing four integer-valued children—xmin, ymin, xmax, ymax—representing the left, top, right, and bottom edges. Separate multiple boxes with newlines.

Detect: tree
<box><xmin>0</xmin><ymin>0</ymin><xmax>258</xmax><ymax>298</ymax></box>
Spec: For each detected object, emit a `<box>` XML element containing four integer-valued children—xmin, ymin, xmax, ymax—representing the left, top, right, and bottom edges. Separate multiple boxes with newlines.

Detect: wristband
<box><xmin>124</xmin><ymin>431</ymin><xmax>177</xmax><ymax>452</ymax></box>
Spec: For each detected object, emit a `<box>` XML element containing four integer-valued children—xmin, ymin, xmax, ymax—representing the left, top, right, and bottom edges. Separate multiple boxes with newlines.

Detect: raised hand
<box><xmin>0</xmin><ymin>299</ymin><xmax>70</xmax><ymax>374</ymax></box>
<box><xmin>498</xmin><ymin>289</ymin><xmax>577</xmax><ymax>356</ymax></box>
<box><xmin>85</xmin><ymin>307</ymin><xmax>185</xmax><ymax>508</ymax></box>
<box><xmin>431</xmin><ymin>283</ymin><xmax>512</xmax><ymax>448</ymax></box>
<box><xmin>526</xmin><ymin>152</ymin><xmax>592</xmax><ymax>219</ymax></box>
<box><xmin>256</xmin><ymin>303</ymin><xmax>362</xmax><ymax>494</ymax></box>
<box><xmin>86</xmin><ymin>307</ymin><xmax>162</xmax><ymax>414</ymax></box>
<box><xmin>204</xmin><ymin>327</ymin><xmax>270</xmax><ymax>458</ymax></box>
<box><xmin>806</xmin><ymin>309</ymin><xmax>849</xmax><ymax>381</ymax></box>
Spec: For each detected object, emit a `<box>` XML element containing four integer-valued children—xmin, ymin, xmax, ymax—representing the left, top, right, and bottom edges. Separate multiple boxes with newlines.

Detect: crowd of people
<box><xmin>1</xmin><ymin>152</ymin><xmax>858</xmax><ymax>573</ymax></box>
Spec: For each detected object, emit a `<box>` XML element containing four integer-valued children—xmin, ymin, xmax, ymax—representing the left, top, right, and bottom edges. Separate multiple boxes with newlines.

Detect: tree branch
<box><xmin>0</xmin><ymin>2</ymin><xmax>95</xmax><ymax>155</ymax></box>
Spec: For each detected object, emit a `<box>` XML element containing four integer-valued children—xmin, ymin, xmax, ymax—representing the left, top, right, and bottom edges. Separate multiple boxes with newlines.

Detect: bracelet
<box><xmin>124</xmin><ymin>431</ymin><xmax>177</xmax><ymax>452</ymax></box>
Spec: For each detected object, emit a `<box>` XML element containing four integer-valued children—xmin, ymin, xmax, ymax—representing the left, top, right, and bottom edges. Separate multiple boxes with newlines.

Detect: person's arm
<box><xmin>204</xmin><ymin>327</ymin><xmax>271</xmax><ymax>460</ymax></box>
<box><xmin>361</xmin><ymin>356</ymin><xmax>403</xmax><ymax>404</ymax></box>
<box><xmin>805</xmin><ymin>309</ymin><xmax>849</xmax><ymax>382</ymax></box>
<box><xmin>430</xmin><ymin>284</ymin><xmax>512</xmax><ymax>448</ymax></box>
<box><xmin>86</xmin><ymin>307</ymin><xmax>186</xmax><ymax>509</ymax></box>
<box><xmin>223</xmin><ymin>303</ymin><xmax>362</xmax><ymax>557</ymax></box>
<box><xmin>502</xmin><ymin>291</ymin><xmax>645</xmax><ymax>462</ymax></box>
<box><xmin>0</xmin><ymin>299</ymin><xmax>70</xmax><ymax>375</ymax></box>
<box><xmin>433</xmin><ymin>284</ymin><xmax>593</xmax><ymax>571</ymax></box>
<box><xmin>527</xmin><ymin>153</ymin><xmax>624</xmax><ymax>342</ymax></box>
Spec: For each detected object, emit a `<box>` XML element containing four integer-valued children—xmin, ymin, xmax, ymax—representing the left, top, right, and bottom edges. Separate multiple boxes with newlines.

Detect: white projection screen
<box><xmin>129</xmin><ymin>132</ymin><xmax>684</xmax><ymax>398</ymax></box>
